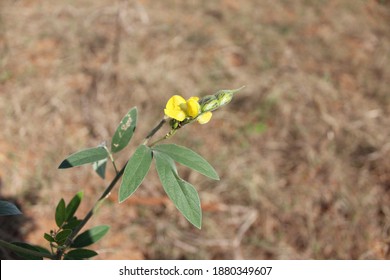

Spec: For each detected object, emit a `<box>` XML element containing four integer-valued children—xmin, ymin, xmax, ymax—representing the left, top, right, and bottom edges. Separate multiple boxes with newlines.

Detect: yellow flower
<box><xmin>164</xmin><ymin>95</ymin><xmax>212</xmax><ymax>124</ymax></box>
<box><xmin>184</xmin><ymin>97</ymin><xmax>201</xmax><ymax>118</ymax></box>
<box><xmin>164</xmin><ymin>95</ymin><xmax>187</xmax><ymax>121</ymax></box>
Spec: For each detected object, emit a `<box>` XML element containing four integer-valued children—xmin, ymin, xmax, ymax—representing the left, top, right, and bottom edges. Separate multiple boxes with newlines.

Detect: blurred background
<box><xmin>0</xmin><ymin>0</ymin><xmax>389</xmax><ymax>259</ymax></box>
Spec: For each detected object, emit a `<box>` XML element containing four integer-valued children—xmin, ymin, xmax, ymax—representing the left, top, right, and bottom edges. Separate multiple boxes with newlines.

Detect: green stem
<box><xmin>55</xmin><ymin>163</ymin><xmax>126</xmax><ymax>259</ymax></box>
<box><xmin>112</xmin><ymin>160</ymin><xmax>119</xmax><ymax>175</ymax></box>
<box><xmin>104</xmin><ymin>145</ymin><xmax>119</xmax><ymax>175</ymax></box>
<box><xmin>0</xmin><ymin>239</ymin><xmax>54</xmax><ymax>259</ymax></box>
<box><xmin>148</xmin><ymin>129</ymin><xmax>177</xmax><ymax>147</ymax></box>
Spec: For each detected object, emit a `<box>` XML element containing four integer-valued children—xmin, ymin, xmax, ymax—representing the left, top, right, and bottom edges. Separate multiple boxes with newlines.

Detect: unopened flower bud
<box><xmin>215</xmin><ymin>86</ymin><xmax>245</xmax><ymax>107</ymax></box>
<box><xmin>215</xmin><ymin>90</ymin><xmax>234</xmax><ymax>107</ymax></box>
<box><xmin>199</xmin><ymin>95</ymin><xmax>219</xmax><ymax>112</ymax></box>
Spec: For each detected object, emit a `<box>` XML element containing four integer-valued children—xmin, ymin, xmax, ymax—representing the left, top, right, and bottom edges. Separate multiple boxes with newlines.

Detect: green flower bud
<box><xmin>215</xmin><ymin>90</ymin><xmax>234</xmax><ymax>107</ymax></box>
<box><xmin>199</xmin><ymin>95</ymin><xmax>219</xmax><ymax>112</ymax></box>
<box><xmin>215</xmin><ymin>86</ymin><xmax>245</xmax><ymax>107</ymax></box>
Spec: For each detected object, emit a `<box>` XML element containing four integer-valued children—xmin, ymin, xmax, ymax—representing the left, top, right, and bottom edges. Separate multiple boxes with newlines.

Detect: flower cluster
<box><xmin>164</xmin><ymin>86</ymin><xmax>244</xmax><ymax>128</ymax></box>
<box><xmin>164</xmin><ymin>95</ymin><xmax>212</xmax><ymax>125</ymax></box>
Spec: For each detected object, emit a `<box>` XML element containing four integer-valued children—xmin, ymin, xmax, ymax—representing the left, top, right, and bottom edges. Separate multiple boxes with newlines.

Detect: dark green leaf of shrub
<box><xmin>58</xmin><ymin>146</ymin><xmax>108</xmax><ymax>169</ymax></box>
<box><xmin>11</xmin><ymin>242</ymin><xmax>44</xmax><ymax>260</ymax></box>
<box><xmin>44</xmin><ymin>233</ymin><xmax>55</xmax><ymax>242</ymax></box>
<box><xmin>35</xmin><ymin>246</ymin><xmax>51</xmax><ymax>255</ymax></box>
<box><xmin>155</xmin><ymin>152</ymin><xmax>202</xmax><ymax>229</ymax></box>
<box><xmin>0</xmin><ymin>200</ymin><xmax>22</xmax><ymax>216</ymax></box>
<box><xmin>65</xmin><ymin>191</ymin><xmax>83</xmax><ymax>222</ymax></box>
<box><xmin>55</xmin><ymin>198</ymin><xmax>66</xmax><ymax>227</ymax></box>
<box><xmin>63</xmin><ymin>217</ymin><xmax>82</xmax><ymax>230</ymax></box>
<box><xmin>55</xmin><ymin>229</ymin><xmax>72</xmax><ymax>245</ymax></box>
<box><xmin>153</xmin><ymin>144</ymin><xmax>219</xmax><ymax>180</ymax></box>
<box><xmin>118</xmin><ymin>145</ymin><xmax>152</xmax><ymax>203</ymax></box>
<box><xmin>71</xmin><ymin>225</ymin><xmax>110</xmax><ymax>248</ymax></box>
<box><xmin>64</xmin><ymin>249</ymin><xmax>98</xmax><ymax>260</ymax></box>
<box><xmin>111</xmin><ymin>107</ymin><xmax>138</xmax><ymax>153</ymax></box>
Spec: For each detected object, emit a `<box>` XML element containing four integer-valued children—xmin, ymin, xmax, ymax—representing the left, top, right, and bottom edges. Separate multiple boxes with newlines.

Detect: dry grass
<box><xmin>0</xmin><ymin>0</ymin><xmax>389</xmax><ymax>259</ymax></box>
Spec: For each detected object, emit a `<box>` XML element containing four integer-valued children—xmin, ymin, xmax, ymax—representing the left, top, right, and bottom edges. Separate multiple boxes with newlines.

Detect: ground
<box><xmin>0</xmin><ymin>0</ymin><xmax>389</xmax><ymax>259</ymax></box>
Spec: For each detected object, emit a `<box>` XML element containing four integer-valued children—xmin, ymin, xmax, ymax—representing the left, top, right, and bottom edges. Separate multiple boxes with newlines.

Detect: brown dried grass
<box><xmin>0</xmin><ymin>0</ymin><xmax>389</xmax><ymax>259</ymax></box>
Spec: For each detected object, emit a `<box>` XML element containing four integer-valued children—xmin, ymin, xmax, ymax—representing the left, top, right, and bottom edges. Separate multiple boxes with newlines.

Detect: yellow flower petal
<box><xmin>186</xmin><ymin>97</ymin><xmax>201</xmax><ymax>118</ymax></box>
<box><xmin>165</xmin><ymin>95</ymin><xmax>186</xmax><ymax>110</ymax></box>
<box><xmin>165</xmin><ymin>95</ymin><xmax>187</xmax><ymax>121</ymax></box>
<box><xmin>197</xmin><ymin>112</ymin><xmax>212</xmax><ymax>124</ymax></box>
<box><xmin>164</xmin><ymin>108</ymin><xmax>186</xmax><ymax>121</ymax></box>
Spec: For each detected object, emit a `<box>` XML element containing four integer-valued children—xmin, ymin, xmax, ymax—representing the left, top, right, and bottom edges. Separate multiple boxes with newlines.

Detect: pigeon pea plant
<box><xmin>0</xmin><ymin>86</ymin><xmax>244</xmax><ymax>260</ymax></box>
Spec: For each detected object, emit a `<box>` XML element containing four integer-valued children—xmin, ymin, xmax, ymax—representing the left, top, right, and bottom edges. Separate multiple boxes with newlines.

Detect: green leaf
<box><xmin>65</xmin><ymin>191</ymin><xmax>83</xmax><ymax>222</ymax></box>
<box><xmin>35</xmin><ymin>246</ymin><xmax>51</xmax><ymax>255</ymax></box>
<box><xmin>55</xmin><ymin>229</ymin><xmax>72</xmax><ymax>245</ymax></box>
<box><xmin>11</xmin><ymin>242</ymin><xmax>44</xmax><ymax>260</ymax></box>
<box><xmin>92</xmin><ymin>158</ymin><xmax>107</xmax><ymax>179</ymax></box>
<box><xmin>71</xmin><ymin>225</ymin><xmax>110</xmax><ymax>248</ymax></box>
<box><xmin>63</xmin><ymin>217</ymin><xmax>82</xmax><ymax>230</ymax></box>
<box><xmin>55</xmin><ymin>198</ymin><xmax>66</xmax><ymax>227</ymax></box>
<box><xmin>111</xmin><ymin>107</ymin><xmax>138</xmax><ymax>153</ymax></box>
<box><xmin>118</xmin><ymin>145</ymin><xmax>152</xmax><ymax>203</ymax></box>
<box><xmin>0</xmin><ymin>200</ymin><xmax>22</xmax><ymax>216</ymax></box>
<box><xmin>58</xmin><ymin>146</ymin><xmax>108</xmax><ymax>169</ymax></box>
<box><xmin>64</xmin><ymin>249</ymin><xmax>98</xmax><ymax>260</ymax></box>
<box><xmin>155</xmin><ymin>152</ymin><xmax>202</xmax><ymax>229</ymax></box>
<box><xmin>153</xmin><ymin>144</ymin><xmax>219</xmax><ymax>180</ymax></box>
<box><xmin>44</xmin><ymin>233</ymin><xmax>55</xmax><ymax>242</ymax></box>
